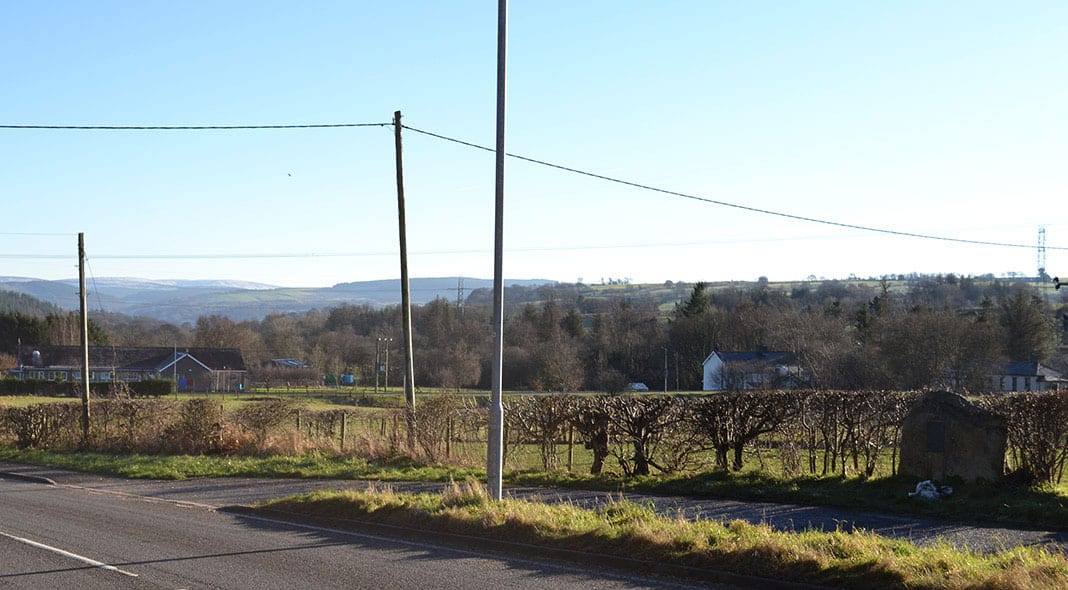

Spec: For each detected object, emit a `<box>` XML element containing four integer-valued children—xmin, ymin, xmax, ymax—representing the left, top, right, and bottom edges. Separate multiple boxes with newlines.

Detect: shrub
<box><xmin>2</xmin><ymin>404</ymin><xmax>79</xmax><ymax>449</ymax></box>
<box><xmin>233</xmin><ymin>398</ymin><xmax>299</xmax><ymax>445</ymax></box>
<box><xmin>129</xmin><ymin>379</ymin><xmax>175</xmax><ymax>398</ymax></box>
<box><xmin>982</xmin><ymin>392</ymin><xmax>1068</xmax><ymax>485</ymax></box>
<box><xmin>161</xmin><ymin>398</ymin><xmax>231</xmax><ymax>454</ymax></box>
<box><xmin>411</xmin><ymin>395</ymin><xmax>463</xmax><ymax>462</ymax></box>
<box><xmin>505</xmin><ymin>395</ymin><xmax>575</xmax><ymax>471</ymax></box>
<box><xmin>93</xmin><ymin>399</ymin><xmax>174</xmax><ymax>453</ymax></box>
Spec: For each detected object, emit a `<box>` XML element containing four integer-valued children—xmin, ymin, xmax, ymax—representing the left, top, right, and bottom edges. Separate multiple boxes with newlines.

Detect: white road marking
<box><xmin>0</xmin><ymin>530</ymin><xmax>139</xmax><ymax>577</ymax></box>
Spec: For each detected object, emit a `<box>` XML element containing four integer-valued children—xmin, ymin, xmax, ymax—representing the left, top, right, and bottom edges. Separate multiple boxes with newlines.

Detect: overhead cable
<box><xmin>401</xmin><ymin>125</ymin><xmax>1066</xmax><ymax>252</ymax></box>
<box><xmin>3</xmin><ymin>119</ymin><xmax>1060</xmax><ymax>252</ymax></box>
<box><xmin>0</xmin><ymin>123</ymin><xmax>390</xmax><ymax>130</ymax></box>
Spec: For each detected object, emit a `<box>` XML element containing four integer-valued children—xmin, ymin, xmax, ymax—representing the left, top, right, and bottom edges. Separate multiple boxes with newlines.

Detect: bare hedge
<box><xmin>10</xmin><ymin>390</ymin><xmax>1068</xmax><ymax>485</ymax></box>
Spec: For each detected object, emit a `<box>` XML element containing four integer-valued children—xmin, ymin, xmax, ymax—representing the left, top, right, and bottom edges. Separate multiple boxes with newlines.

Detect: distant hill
<box><xmin>0</xmin><ymin>289</ymin><xmax>65</xmax><ymax>317</ymax></box>
<box><xmin>0</xmin><ymin>276</ymin><xmax>554</xmax><ymax>324</ymax></box>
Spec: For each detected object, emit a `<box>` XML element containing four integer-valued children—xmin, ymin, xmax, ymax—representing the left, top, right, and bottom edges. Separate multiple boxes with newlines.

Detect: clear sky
<box><xmin>2</xmin><ymin>1</ymin><xmax>1065</xmax><ymax>288</ymax></box>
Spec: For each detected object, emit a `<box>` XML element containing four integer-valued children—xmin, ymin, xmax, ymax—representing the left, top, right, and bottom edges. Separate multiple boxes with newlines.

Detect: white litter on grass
<box><xmin>908</xmin><ymin>480</ymin><xmax>954</xmax><ymax>500</ymax></box>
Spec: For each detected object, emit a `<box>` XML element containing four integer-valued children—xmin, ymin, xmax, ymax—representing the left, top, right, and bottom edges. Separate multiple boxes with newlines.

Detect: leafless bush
<box><xmin>233</xmin><ymin>398</ymin><xmax>300</xmax><ymax>445</ymax></box>
<box><xmin>452</xmin><ymin>397</ymin><xmax>487</xmax><ymax>444</ymax></box>
<box><xmin>981</xmin><ymin>392</ymin><xmax>1068</xmax><ymax>485</ymax></box>
<box><xmin>161</xmin><ymin>398</ymin><xmax>237</xmax><ymax>454</ymax></box>
<box><xmin>847</xmin><ymin>391</ymin><xmax>914</xmax><ymax>478</ymax></box>
<box><xmin>410</xmin><ymin>395</ymin><xmax>464</xmax><ymax>462</ymax></box>
<box><xmin>689</xmin><ymin>391</ymin><xmax>801</xmax><ymax>471</ymax></box>
<box><xmin>572</xmin><ymin>396</ymin><xmax>611</xmax><ymax>474</ymax></box>
<box><xmin>790</xmin><ymin>391</ymin><xmax>914</xmax><ymax>477</ymax></box>
<box><xmin>1</xmin><ymin>404</ymin><xmax>79</xmax><ymax>449</ymax></box>
<box><xmin>506</xmin><ymin>394</ymin><xmax>576</xmax><ymax>471</ymax></box>
<box><xmin>604</xmin><ymin>395</ymin><xmax>680</xmax><ymax>476</ymax></box>
<box><xmin>93</xmin><ymin>399</ymin><xmax>174</xmax><ymax>453</ymax></box>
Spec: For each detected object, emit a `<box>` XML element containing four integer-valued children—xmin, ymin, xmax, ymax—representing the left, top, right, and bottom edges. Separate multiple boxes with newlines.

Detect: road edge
<box><xmin>0</xmin><ymin>470</ymin><xmax>57</xmax><ymax>486</ymax></box>
<box><xmin>221</xmin><ymin>505</ymin><xmax>832</xmax><ymax>590</ymax></box>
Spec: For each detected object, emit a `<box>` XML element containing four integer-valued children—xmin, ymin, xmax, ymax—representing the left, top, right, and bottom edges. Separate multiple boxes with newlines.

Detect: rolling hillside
<box><xmin>0</xmin><ymin>276</ymin><xmax>551</xmax><ymax>324</ymax></box>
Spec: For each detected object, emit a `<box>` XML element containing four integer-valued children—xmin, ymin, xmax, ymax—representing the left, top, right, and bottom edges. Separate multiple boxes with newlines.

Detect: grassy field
<box><xmin>0</xmin><ymin>395</ymin><xmax>78</xmax><ymax>407</ymax></box>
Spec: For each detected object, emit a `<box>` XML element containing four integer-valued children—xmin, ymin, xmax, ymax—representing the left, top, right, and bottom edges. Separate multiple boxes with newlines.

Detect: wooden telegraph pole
<box><xmin>78</xmin><ymin>233</ymin><xmax>91</xmax><ymax>444</ymax></box>
<box><xmin>393</xmin><ymin>111</ymin><xmax>417</xmax><ymax>432</ymax></box>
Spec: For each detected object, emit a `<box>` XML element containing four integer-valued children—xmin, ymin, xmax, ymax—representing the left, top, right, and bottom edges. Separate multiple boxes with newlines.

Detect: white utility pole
<box><xmin>487</xmin><ymin>0</ymin><xmax>508</xmax><ymax>501</ymax></box>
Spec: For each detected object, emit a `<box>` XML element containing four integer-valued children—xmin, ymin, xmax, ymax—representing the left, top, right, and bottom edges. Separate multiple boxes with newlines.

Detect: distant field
<box><xmin>0</xmin><ymin>396</ymin><xmax>77</xmax><ymax>408</ymax></box>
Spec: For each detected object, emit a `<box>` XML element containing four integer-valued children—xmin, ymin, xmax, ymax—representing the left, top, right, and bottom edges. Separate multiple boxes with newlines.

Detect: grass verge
<box><xmin>0</xmin><ymin>448</ymin><xmax>479</xmax><ymax>482</ymax></box>
<box><xmin>3</xmin><ymin>447</ymin><xmax>1068</xmax><ymax>532</ymax></box>
<box><xmin>248</xmin><ymin>482</ymin><xmax>1068</xmax><ymax>590</ymax></box>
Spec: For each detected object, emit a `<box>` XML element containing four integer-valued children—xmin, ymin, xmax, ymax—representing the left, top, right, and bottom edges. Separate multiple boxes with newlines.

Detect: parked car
<box><xmin>627</xmin><ymin>382</ymin><xmax>650</xmax><ymax>392</ymax></box>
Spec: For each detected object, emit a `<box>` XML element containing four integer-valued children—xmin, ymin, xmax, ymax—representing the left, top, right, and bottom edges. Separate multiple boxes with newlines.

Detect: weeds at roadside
<box><xmin>252</xmin><ymin>485</ymin><xmax>1068</xmax><ymax>590</ymax></box>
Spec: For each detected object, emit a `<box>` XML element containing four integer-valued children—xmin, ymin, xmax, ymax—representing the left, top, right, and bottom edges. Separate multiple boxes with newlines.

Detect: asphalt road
<box><xmin>0</xmin><ymin>475</ymin><xmax>732</xmax><ymax>590</ymax></box>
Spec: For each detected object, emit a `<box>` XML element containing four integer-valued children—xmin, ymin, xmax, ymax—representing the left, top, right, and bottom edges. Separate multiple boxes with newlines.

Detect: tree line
<box><xmin>2</xmin><ymin>275</ymin><xmax>1065</xmax><ymax>392</ymax></box>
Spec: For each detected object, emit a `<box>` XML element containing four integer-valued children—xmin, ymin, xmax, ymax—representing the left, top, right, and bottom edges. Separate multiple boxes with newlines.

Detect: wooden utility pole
<box><xmin>393</xmin><ymin>111</ymin><xmax>416</xmax><ymax>414</ymax></box>
<box><xmin>374</xmin><ymin>338</ymin><xmax>380</xmax><ymax>394</ymax></box>
<box><xmin>78</xmin><ymin>233</ymin><xmax>90</xmax><ymax>444</ymax></box>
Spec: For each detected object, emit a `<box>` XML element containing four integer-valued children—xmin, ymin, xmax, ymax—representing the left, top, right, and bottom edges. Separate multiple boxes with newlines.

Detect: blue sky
<box><xmin>2</xmin><ymin>1</ymin><xmax>1065</xmax><ymax>287</ymax></box>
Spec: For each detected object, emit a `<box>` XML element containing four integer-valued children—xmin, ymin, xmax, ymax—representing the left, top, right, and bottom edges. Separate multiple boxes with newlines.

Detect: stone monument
<box><xmin>899</xmin><ymin>391</ymin><xmax>1006</xmax><ymax>482</ymax></box>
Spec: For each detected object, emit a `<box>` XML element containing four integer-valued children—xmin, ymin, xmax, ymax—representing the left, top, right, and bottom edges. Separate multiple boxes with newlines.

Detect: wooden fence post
<box><xmin>341</xmin><ymin>412</ymin><xmax>347</xmax><ymax>450</ymax></box>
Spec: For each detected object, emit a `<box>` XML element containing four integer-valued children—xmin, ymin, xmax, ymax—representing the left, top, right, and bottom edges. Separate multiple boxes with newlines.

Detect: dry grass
<box><xmin>256</xmin><ymin>483</ymin><xmax>1068</xmax><ymax>590</ymax></box>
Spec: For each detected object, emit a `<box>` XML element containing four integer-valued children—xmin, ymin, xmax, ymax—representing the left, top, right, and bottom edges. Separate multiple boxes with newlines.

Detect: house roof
<box><xmin>998</xmin><ymin>361</ymin><xmax>1065</xmax><ymax>381</ymax></box>
<box><xmin>18</xmin><ymin>346</ymin><xmax>246</xmax><ymax>372</ymax></box>
<box><xmin>703</xmin><ymin>350</ymin><xmax>797</xmax><ymax>366</ymax></box>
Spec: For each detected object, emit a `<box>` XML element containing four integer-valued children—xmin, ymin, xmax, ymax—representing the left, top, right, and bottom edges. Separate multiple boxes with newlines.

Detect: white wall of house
<box><xmin>702</xmin><ymin>353</ymin><xmax>725</xmax><ymax>391</ymax></box>
<box><xmin>992</xmin><ymin>375</ymin><xmax>1048</xmax><ymax>392</ymax></box>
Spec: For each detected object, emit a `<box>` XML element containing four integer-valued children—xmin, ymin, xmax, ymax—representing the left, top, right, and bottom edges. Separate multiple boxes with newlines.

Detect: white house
<box><xmin>702</xmin><ymin>350</ymin><xmax>801</xmax><ymax>391</ymax></box>
<box><xmin>989</xmin><ymin>361</ymin><xmax>1065</xmax><ymax>392</ymax></box>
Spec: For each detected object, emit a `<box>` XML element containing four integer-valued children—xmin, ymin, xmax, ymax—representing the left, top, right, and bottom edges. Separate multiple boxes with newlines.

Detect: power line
<box><xmin>84</xmin><ymin>256</ymin><xmax>109</xmax><ymax>316</ymax></box>
<box><xmin>0</xmin><ymin>235</ymin><xmax>853</xmax><ymax>261</ymax></box>
<box><xmin>401</xmin><ymin>124</ymin><xmax>1068</xmax><ymax>253</ymax></box>
<box><xmin>0</xmin><ymin>232</ymin><xmax>74</xmax><ymax>237</ymax></box>
<box><xmin>3</xmin><ymin>228</ymin><xmax>1057</xmax><ymax>261</ymax></box>
<box><xmin>4</xmin><ymin>119</ymin><xmax>1062</xmax><ymax>252</ymax></box>
<box><xmin>0</xmin><ymin>122</ymin><xmax>391</xmax><ymax>130</ymax></box>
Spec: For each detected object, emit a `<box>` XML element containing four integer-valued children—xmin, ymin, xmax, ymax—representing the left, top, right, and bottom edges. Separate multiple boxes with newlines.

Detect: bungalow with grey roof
<box><xmin>9</xmin><ymin>345</ymin><xmax>246</xmax><ymax>393</ymax></box>
<box><xmin>989</xmin><ymin>360</ymin><xmax>1065</xmax><ymax>392</ymax></box>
